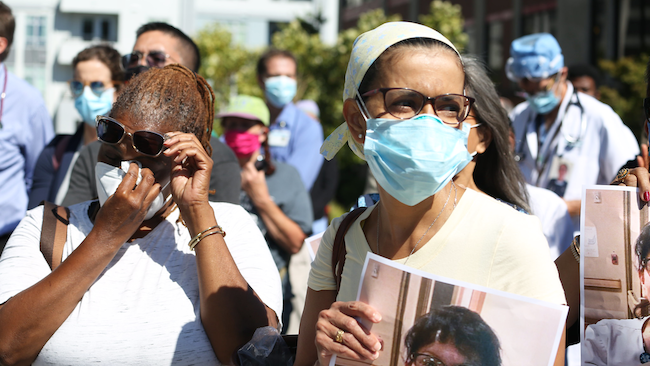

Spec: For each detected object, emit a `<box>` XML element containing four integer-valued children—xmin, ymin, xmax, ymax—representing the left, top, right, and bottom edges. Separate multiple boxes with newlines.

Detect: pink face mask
<box><xmin>224</xmin><ymin>130</ymin><xmax>262</xmax><ymax>157</ymax></box>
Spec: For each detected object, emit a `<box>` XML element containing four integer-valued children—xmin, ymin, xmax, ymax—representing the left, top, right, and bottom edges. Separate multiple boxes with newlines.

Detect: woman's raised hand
<box><xmin>315</xmin><ymin>301</ymin><xmax>383</xmax><ymax>365</ymax></box>
<box><xmin>163</xmin><ymin>132</ymin><xmax>213</xmax><ymax>210</ymax></box>
<box><xmin>93</xmin><ymin>162</ymin><xmax>162</xmax><ymax>243</ymax></box>
<box><xmin>615</xmin><ymin>167</ymin><xmax>650</xmax><ymax>202</ymax></box>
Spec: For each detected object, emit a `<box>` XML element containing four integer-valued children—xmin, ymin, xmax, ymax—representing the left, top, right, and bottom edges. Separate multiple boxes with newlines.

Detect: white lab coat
<box><xmin>511</xmin><ymin>82</ymin><xmax>639</xmax><ymax>203</ymax></box>
<box><xmin>526</xmin><ymin>184</ymin><xmax>574</xmax><ymax>260</ymax></box>
<box><xmin>583</xmin><ymin>317</ymin><xmax>649</xmax><ymax>366</ymax></box>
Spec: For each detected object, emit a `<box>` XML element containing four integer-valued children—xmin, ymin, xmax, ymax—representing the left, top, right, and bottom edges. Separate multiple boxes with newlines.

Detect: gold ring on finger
<box><xmin>335</xmin><ymin>329</ymin><xmax>344</xmax><ymax>344</ymax></box>
<box><xmin>611</xmin><ymin>168</ymin><xmax>629</xmax><ymax>185</ymax></box>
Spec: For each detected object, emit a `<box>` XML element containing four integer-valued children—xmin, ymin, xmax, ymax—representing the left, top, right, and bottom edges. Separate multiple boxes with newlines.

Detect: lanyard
<box><xmin>515</xmin><ymin>89</ymin><xmax>585</xmax><ymax>178</ymax></box>
<box><xmin>0</xmin><ymin>64</ymin><xmax>7</xmax><ymax>129</ymax></box>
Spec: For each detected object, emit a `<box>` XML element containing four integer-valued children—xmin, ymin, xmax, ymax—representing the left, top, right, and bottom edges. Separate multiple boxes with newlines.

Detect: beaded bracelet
<box><xmin>189</xmin><ymin>225</ymin><xmax>226</xmax><ymax>251</ymax></box>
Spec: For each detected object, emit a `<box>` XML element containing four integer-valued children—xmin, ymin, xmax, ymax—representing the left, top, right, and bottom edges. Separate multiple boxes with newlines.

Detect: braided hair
<box><xmin>110</xmin><ymin>64</ymin><xmax>215</xmax><ymax>157</ymax></box>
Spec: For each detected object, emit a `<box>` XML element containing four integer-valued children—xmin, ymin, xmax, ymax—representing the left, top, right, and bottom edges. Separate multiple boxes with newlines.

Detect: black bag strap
<box><xmin>40</xmin><ymin>201</ymin><xmax>70</xmax><ymax>271</ymax></box>
<box><xmin>331</xmin><ymin>207</ymin><xmax>367</xmax><ymax>293</ymax></box>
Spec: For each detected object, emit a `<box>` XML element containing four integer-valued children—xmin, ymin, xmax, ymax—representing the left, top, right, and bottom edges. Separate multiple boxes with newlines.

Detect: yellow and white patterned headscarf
<box><xmin>320</xmin><ymin>21</ymin><xmax>461</xmax><ymax>161</ymax></box>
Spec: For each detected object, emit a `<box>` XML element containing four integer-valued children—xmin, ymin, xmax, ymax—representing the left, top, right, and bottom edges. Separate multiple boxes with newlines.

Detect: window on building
<box><xmin>101</xmin><ymin>20</ymin><xmax>110</xmax><ymax>41</ymax></box>
<box><xmin>523</xmin><ymin>10</ymin><xmax>557</xmax><ymax>35</ymax></box>
<box><xmin>25</xmin><ymin>16</ymin><xmax>47</xmax><ymax>96</ymax></box>
<box><xmin>26</xmin><ymin>15</ymin><xmax>47</xmax><ymax>47</ymax></box>
<box><xmin>621</xmin><ymin>0</ymin><xmax>650</xmax><ymax>56</ymax></box>
<box><xmin>82</xmin><ymin>19</ymin><xmax>94</xmax><ymax>41</ymax></box>
<box><xmin>268</xmin><ymin>21</ymin><xmax>288</xmax><ymax>44</ymax></box>
<box><xmin>487</xmin><ymin>21</ymin><xmax>504</xmax><ymax>71</ymax></box>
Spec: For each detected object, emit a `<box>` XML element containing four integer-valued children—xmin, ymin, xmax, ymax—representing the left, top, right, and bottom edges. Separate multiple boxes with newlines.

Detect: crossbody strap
<box><xmin>40</xmin><ymin>201</ymin><xmax>70</xmax><ymax>271</ymax></box>
<box><xmin>331</xmin><ymin>207</ymin><xmax>367</xmax><ymax>293</ymax></box>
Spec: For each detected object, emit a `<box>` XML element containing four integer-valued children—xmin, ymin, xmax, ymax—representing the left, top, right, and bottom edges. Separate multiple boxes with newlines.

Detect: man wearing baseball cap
<box><xmin>508</xmin><ymin>33</ymin><xmax>638</xmax><ymax>229</ymax></box>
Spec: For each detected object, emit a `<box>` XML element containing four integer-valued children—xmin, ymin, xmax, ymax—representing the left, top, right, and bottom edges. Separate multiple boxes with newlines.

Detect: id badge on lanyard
<box><xmin>268</xmin><ymin>121</ymin><xmax>291</xmax><ymax>147</ymax></box>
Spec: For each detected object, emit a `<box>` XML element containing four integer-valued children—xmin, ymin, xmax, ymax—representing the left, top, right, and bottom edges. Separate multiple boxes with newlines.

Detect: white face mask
<box><xmin>95</xmin><ymin>160</ymin><xmax>171</xmax><ymax>221</ymax></box>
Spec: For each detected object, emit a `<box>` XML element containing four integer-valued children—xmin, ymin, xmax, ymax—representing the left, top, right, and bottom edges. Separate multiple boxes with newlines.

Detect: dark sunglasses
<box><xmin>122</xmin><ymin>50</ymin><xmax>173</xmax><ymax>69</ymax></box>
<box><xmin>69</xmin><ymin>80</ymin><xmax>108</xmax><ymax>98</ymax></box>
<box><xmin>96</xmin><ymin>116</ymin><xmax>168</xmax><ymax>157</ymax></box>
<box><xmin>361</xmin><ymin>88</ymin><xmax>475</xmax><ymax>125</ymax></box>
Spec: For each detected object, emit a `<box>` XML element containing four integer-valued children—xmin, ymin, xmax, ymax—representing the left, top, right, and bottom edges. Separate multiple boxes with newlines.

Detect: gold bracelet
<box><xmin>188</xmin><ymin>225</ymin><xmax>226</xmax><ymax>251</ymax></box>
<box><xmin>570</xmin><ymin>235</ymin><xmax>580</xmax><ymax>263</ymax></box>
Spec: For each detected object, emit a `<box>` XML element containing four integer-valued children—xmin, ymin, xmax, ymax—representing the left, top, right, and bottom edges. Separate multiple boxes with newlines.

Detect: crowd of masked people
<box><xmin>1</xmin><ymin>0</ymin><xmax>649</xmax><ymax>364</ymax></box>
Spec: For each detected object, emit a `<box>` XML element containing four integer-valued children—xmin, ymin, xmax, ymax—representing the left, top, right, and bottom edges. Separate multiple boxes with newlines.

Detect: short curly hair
<box><xmin>404</xmin><ymin>306</ymin><xmax>501</xmax><ymax>366</ymax></box>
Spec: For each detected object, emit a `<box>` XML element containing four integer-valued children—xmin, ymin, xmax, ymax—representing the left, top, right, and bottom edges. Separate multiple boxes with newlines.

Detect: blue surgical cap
<box><xmin>506</xmin><ymin>33</ymin><xmax>564</xmax><ymax>81</ymax></box>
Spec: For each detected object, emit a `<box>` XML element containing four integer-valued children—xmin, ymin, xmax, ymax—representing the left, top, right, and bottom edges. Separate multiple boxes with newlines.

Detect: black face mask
<box><xmin>124</xmin><ymin>65</ymin><xmax>151</xmax><ymax>81</ymax></box>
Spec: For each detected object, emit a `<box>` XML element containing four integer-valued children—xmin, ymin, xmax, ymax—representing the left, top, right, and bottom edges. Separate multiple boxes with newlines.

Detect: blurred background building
<box><xmin>340</xmin><ymin>0</ymin><xmax>650</xmax><ymax>97</ymax></box>
<box><xmin>6</xmin><ymin>0</ymin><xmax>650</xmax><ymax>133</ymax></box>
<box><xmin>6</xmin><ymin>0</ymin><xmax>339</xmax><ymax>134</ymax></box>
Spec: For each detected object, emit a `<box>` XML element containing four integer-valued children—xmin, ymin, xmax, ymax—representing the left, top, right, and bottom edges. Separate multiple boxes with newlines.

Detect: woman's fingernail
<box><xmin>373</xmin><ymin>341</ymin><xmax>382</xmax><ymax>352</ymax></box>
<box><xmin>372</xmin><ymin>313</ymin><xmax>382</xmax><ymax>322</ymax></box>
<box><xmin>371</xmin><ymin>351</ymin><xmax>379</xmax><ymax>360</ymax></box>
<box><xmin>644</xmin><ymin>192</ymin><xmax>649</xmax><ymax>201</ymax></box>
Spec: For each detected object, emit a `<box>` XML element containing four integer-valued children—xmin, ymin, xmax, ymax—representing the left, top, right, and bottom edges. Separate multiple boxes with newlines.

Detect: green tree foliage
<box><xmin>194</xmin><ymin>2</ymin><xmax>467</xmax><ymax>205</ymax></box>
<box><xmin>419</xmin><ymin>0</ymin><xmax>468</xmax><ymax>51</ymax></box>
<box><xmin>599</xmin><ymin>54</ymin><xmax>648</xmax><ymax>141</ymax></box>
<box><xmin>195</xmin><ymin>24</ymin><xmax>260</xmax><ymax>134</ymax></box>
<box><xmin>272</xmin><ymin>9</ymin><xmax>402</xmax><ymax>204</ymax></box>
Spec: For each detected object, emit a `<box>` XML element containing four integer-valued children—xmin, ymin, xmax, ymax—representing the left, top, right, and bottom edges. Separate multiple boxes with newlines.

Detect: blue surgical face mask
<box><xmin>75</xmin><ymin>86</ymin><xmax>114</xmax><ymax>126</ymax></box>
<box><xmin>363</xmin><ymin>113</ymin><xmax>473</xmax><ymax>206</ymax></box>
<box><xmin>527</xmin><ymin>89</ymin><xmax>560</xmax><ymax>115</ymax></box>
<box><xmin>525</xmin><ymin>74</ymin><xmax>562</xmax><ymax>115</ymax></box>
<box><xmin>264</xmin><ymin>75</ymin><xmax>297</xmax><ymax>108</ymax></box>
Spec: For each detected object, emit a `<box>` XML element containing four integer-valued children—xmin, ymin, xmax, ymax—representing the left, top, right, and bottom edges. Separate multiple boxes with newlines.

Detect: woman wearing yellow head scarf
<box><xmin>295</xmin><ymin>22</ymin><xmax>567</xmax><ymax>366</ymax></box>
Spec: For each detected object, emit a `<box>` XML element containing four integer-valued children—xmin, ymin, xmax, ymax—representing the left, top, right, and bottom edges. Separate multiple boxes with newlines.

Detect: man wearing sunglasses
<box><xmin>508</xmin><ymin>33</ymin><xmax>638</xmax><ymax>232</ymax></box>
<box><xmin>63</xmin><ymin>22</ymin><xmax>240</xmax><ymax>206</ymax></box>
<box><xmin>0</xmin><ymin>2</ymin><xmax>54</xmax><ymax>253</ymax></box>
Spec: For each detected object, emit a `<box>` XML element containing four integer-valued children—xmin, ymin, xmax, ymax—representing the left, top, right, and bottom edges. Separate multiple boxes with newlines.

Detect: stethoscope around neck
<box><xmin>513</xmin><ymin>88</ymin><xmax>587</xmax><ymax>165</ymax></box>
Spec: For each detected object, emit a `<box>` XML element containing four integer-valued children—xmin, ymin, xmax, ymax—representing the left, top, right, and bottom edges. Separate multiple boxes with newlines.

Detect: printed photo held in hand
<box><xmin>330</xmin><ymin>254</ymin><xmax>568</xmax><ymax>366</ymax></box>
<box><xmin>580</xmin><ymin>185</ymin><xmax>650</xmax><ymax>365</ymax></box>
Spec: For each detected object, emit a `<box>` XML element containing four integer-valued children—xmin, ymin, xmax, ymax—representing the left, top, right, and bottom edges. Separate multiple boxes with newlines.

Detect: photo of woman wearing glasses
<box><xmin>0</xmin><ymin>65</ymin><xmax>282</xmax><ymax>365</ymax></box>
<box><xmin>404</xmin><ymin>306</ymin><xmax>501</xmax><ymax>366</ymax></box>
<box><xmin>584</xmin><ymin>222</ymin><xmax>650</xmax><ymax>366</ymax></box>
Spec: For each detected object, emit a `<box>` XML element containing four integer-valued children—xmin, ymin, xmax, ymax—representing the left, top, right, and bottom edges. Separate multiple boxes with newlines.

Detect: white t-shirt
<box><xmin>308</xmin><ymin>189</ymin><xmax>566</xmax><ymax>305</ymax></box>
<box><xmin>0</xmin><ymin>201</ymin><xmax>282</xmax><ymax>365</ymax></box>
<box><xmin>511</xmin><ymin>83</ymin><xmax>639</xmax><ymax>203</ymax></box>
<box><xmin>526</xmin><ymin>183</ymin><xmax>575</xmax><ymax>260</ymax></box>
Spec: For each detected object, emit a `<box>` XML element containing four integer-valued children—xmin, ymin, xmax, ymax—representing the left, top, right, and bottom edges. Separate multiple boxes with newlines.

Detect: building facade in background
<box><xmin>340</xmin><ymin>0</ymin><xmax>650</xmax><ymax>97</ymax></box>
<box><xmin>7</xmin><ymin>0</ymin><xmax>339</xmax><ymax>134</ymax></box>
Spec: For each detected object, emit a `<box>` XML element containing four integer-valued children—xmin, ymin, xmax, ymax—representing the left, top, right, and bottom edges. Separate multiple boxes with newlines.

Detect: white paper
<box><xmin>304</xmin><ymin>231</ymin><xmax>324</xmax><ymax>262</ymax></box>
<box><xmin>331</xmin><ymin>253</ymin><xmax>568</xmax><ymax>366</ymax></box>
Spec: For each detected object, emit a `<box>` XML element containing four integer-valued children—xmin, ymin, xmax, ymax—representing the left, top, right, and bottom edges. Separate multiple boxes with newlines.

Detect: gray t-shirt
<box><xmin>239</xmin><ymin>161</ymin><xmax>313</xmax><ymax>272</ymax></box>
<box><xmin>62</xmin><ymin>137</ymin><xmax>241</xmax><ymax>206</ymax></box>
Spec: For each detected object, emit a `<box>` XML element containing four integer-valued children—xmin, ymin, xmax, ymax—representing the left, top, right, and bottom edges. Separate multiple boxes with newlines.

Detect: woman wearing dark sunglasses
<box><xmin>295</xmin><ymin>22</ymin><xmax>565</xmax><ymax>366</ymax></box>
<box><xmin>28</xmin><ymin>45</ymin><xmax>123</xmax><ymax>209</ymax></box>
<box><xmin>0</xmin><ymin>64</ymin><xmax>282</xmax><ymax>365</ymax></box>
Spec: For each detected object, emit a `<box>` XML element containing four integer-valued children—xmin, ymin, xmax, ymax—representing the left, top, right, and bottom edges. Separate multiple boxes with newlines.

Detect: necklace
<box><xmin>376</xmin><ymin>181</ymin><xmax>457</xmax><ymax>265</ymax></box>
